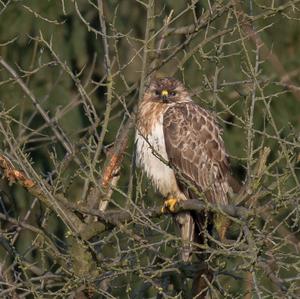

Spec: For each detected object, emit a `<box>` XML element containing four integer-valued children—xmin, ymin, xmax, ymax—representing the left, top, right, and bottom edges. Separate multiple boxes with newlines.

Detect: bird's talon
<box><xmin>163</xmin><ymin>197</ymin><xmax>178</xmax><ymax>213</ymax></box>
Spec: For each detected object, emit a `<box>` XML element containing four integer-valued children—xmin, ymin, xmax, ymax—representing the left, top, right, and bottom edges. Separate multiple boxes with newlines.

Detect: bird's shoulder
<box><xmin>163</xmin><ymin>101</ymin><xmax>229</xmax><ymax>177</ymax></box>
<box><xmin>163</xmin><ymin>101</ymin><xmax>221</xmax><ymax>141</ymax></box>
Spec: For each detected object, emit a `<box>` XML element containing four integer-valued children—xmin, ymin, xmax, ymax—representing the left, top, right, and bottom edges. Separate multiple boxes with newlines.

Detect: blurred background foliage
<box><xmin>0</xmin><ymin>0</ymin><xmax>300</xmax><ymax>298</ymax></box>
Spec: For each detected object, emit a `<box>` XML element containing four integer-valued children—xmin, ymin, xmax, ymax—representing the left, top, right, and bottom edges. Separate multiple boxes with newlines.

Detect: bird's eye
<box><xmin>155</xmin><ymin>90</ymin><xmax>160</xmax><ymax>96</ymax></box>
<box><xmin>170</xmin><ymin>91</ymin><xmax>176</xmax><ymax>96</ymax></box>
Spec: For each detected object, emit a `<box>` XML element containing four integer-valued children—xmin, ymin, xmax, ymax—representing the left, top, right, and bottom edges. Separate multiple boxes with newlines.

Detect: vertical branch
<box><xmin>96</xmin><ymin>0</ymin><xmax>113</xmax><ymax>159</ymax></box>
<box><xmin>150</xmin><ymin>10</ymin><xmax>174</xmax><ymax>72</ymax></box>
<box><xmin>139</xmin><ymin>0</ymin><xmax>155</xmax><ymax>98</ymax></box>
<box><xmin>83</xmin><ymin>0</ymin><xmax>114</xmax><ymax>204</ymax></box>
<box><xmin>233</xmin><ymin>1</ymin><xmax>262</xmax><ymax>187</ymax></box>
<box><xmin>86</xmin><ymin>117</ymin><xmax>133</xmax><ymax>216</ymax></box>
<box><xmin>212</xmin><ymin>9</ymin><xmax>231</xmax><ymax>108</ymax></box>
<box><xmin>98</xmin><ymin>118</ymin><xmax>133</xmax><ymax>210</ymax></box>
<box><xmin>98</xmin><ymin>0</ymin><xmax>111</xmax><ymax>74</ymax></box>
<box><xmin>246</xmin><ymin>0</ymin><xmax>260</xmax><ymax>190</ymax></box>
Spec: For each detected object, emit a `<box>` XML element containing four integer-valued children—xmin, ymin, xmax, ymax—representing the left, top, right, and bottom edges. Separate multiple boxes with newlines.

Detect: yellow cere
<box><xmin>161</xmin><ymin>89</ymin><xmax>169</xmax><ymax>97</ymax></box>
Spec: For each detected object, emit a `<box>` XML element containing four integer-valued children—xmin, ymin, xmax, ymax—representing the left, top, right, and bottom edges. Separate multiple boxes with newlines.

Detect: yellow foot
<box><xmin>161</xmin><ymin>197</ymin><xmax>178</xmax><ymax>213</ymax></box>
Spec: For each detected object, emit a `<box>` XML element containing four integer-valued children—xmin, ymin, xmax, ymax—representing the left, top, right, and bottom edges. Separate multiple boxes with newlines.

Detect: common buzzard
<box><xmin>135</xmin><ymin>77</ymin><xmax>230</xmax><ymax>261</ymax></box>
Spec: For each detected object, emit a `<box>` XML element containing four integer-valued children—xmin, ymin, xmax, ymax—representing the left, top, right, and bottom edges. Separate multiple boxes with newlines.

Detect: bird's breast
<box><xmin>135</xmin><ymin>113</ymin><xmax>179</xmax><ymax>197</ymax></box>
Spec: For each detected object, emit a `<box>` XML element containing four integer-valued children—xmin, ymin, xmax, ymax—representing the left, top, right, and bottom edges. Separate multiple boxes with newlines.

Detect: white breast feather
<box><xmin>135</xmin><ymin>114</ymin><xmax>180</xmax><ymax>197</ymax></box>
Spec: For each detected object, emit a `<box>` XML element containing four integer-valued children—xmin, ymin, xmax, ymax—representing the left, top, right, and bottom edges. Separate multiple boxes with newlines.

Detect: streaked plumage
<box><xmin>135</xmin><ymin>77</ymin><xmax>230</xmax><ymax>261</ymax></box>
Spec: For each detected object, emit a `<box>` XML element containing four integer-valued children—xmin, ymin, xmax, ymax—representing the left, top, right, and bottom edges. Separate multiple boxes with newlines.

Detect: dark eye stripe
<box><xmin>170</xmin><ymin>91</ymin><xmax>176</xmax><ymax>96</ymax></box>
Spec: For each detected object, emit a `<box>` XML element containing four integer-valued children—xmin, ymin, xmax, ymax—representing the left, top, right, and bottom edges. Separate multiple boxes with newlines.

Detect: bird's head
<box><xmin>144</xmin><ymin>77</ymin><xmax>191</xmax><ymax>104</ymax></box>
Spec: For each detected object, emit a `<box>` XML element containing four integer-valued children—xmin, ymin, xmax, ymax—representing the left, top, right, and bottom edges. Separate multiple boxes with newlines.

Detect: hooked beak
<box><xmin>161</xmin><ymin>89</ymin><xmax>169</xmax><ymax>102</ymax></box>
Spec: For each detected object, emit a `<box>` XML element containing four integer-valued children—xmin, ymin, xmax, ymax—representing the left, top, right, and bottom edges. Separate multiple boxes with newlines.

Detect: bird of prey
<box><xmin>135</xmin><ymin>77</ymin><xmax>230</xmax><ymax>262</ymax></box>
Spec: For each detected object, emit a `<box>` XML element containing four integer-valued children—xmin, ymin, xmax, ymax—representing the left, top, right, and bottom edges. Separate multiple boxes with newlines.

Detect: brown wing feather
<box><xmin>163</xmin><ymin>102</ymin><xmax>229</xmax><ymax>204</ymax></box>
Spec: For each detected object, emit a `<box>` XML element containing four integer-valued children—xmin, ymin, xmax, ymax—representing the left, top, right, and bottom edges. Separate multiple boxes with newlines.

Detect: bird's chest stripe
<box><xmin>135</xmin><ymin>117</ymin><xmax>178</xmax><ymax>197</ymax></box>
